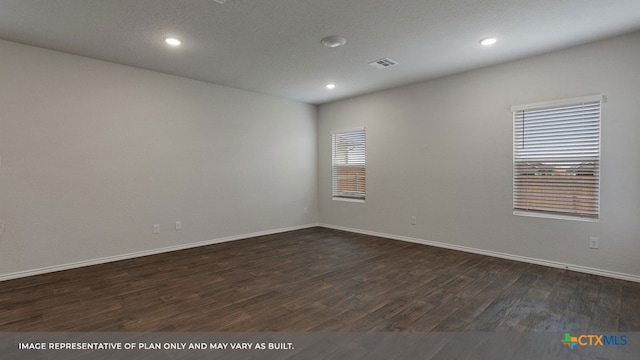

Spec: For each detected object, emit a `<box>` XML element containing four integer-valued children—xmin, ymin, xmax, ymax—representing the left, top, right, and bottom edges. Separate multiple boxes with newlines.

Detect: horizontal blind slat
<box><xmin>332</xmin><ymin>129</ymin><xmax>366</xmax><ymax>199</ymax></box>
<box><xmin>513</xmin><ymin>98</ymin><xmax>600</xmax><ymax>219</ymax></box>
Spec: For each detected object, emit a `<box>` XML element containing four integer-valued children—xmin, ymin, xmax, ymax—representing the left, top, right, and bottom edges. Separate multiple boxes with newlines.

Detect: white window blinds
<box><xmin>332</xmin><ymin>128</ymin><xmax>366</xmax><ymax>200</ymax></box>
<box><xmin>512</xmin><ymin>95</ymin><xmax>601</xmax><ymax>220</ymax></box>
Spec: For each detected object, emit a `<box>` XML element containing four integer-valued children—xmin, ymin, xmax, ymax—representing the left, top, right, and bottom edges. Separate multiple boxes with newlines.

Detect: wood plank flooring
<box><xmin>1</xmin><ymin>227</ymin><xmax>638</xmax><ymax>332</ymax></box>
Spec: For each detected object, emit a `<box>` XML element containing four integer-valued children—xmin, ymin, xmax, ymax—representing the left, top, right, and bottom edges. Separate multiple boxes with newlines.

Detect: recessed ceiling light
<box><xmin>325</xmin><ymin>83</ymin><xmax>336</xmax><ymax>90</ymax></box>
<box><xmin>480</xmin><ymin>37</ymin><xmax>497</xmax><ymax>46</ymax></box>
<box><xmin>321</xmin><ymin>36</ymin><xmax>347</xmax><ymax>48</ymax></box>
<box><xmin>164</xmin><ymin>37</ymin><xmax>182</xmax><ymax>46</ymax></box>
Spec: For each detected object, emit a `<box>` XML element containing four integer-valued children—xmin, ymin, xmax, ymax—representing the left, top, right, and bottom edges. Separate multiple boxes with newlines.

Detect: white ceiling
<box><xmin>1</xmin><ymin>0</ymin><xmax>639</xmax><ymax>104</ymax></box>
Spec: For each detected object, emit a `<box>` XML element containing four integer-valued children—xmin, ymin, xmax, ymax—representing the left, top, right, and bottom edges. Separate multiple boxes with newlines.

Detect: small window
<box><xmin>332</xmin><ymin>128</ymin><xmax>366</xmax><ymax>201</ymax></box>
<box><xmin>512</xmin><ymin>95</ymin><xmax>601</xmax><ymax>221</ymax></box>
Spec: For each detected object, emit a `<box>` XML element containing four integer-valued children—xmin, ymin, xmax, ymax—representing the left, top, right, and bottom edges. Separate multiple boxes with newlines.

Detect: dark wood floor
<box><xmin>1</xmin><ymin>227</ymin><xmax>638</xmax><ymax>332</ymax></box>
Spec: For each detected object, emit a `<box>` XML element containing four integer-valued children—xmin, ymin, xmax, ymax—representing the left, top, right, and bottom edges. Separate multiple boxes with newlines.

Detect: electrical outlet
<box><xmin>589</xmin><ymin>237</ymin><xmax>599</xmax><ymax>249</ymax></box>
<box><xmin>411</xmin><ymin>216</ymin><xmax>417</xmax><ymax>225</ymax></box>
<box><xmin>303</xmin><ymin>207</ymin><xmax>308</xmax><ymax>214</ymax></box>
<box><xmin>175</xmin><ymin>221</ymin><xmax>182</xmax><ymax>230</ymax></box>
<box><xmin>153</xmin><ymin>224</ymin><xmax>160</xmax><ymax>234</ymax></box>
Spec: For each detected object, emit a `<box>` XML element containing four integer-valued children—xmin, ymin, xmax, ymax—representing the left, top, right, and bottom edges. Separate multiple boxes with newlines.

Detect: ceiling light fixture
<box><xmin>321</xmin><ymin>36</ymin><xmax>347</xmax><ymax>48</ymax></box>
<box><xmin>480</xmin><ymin>37</ymin><xmax>497</xmax><ymax>46</ymax></box>
<box><xmin>164</xmin><ymin>37</ymin><xmax>182</xmax><ymax>46</ymax></box>
<box><xmin>325</xmin><ymin>83</ymin><xmax>336</xmax><ymax>90</ymax></box>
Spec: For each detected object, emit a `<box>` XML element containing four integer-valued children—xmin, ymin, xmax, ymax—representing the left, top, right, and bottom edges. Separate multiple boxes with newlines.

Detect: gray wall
<box><xmin>0</xmin><ymin>40</ymin><xmax>318</xmax><ymax>278</ymax></box>
<box><xmin>318</xmin><ymin>31</ymin><xmax>640</xmax><ymax>279</ymax></box>
<box><xmin>2</xmin><ymin>30</ymin><xmax>639</xmax><ymax>282</ymax></box>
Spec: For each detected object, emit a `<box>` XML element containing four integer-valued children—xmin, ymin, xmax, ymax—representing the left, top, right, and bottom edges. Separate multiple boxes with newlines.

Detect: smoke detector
<box><xmin>321</xmin><ymin>36</ymin><xmax>347</xmax><ymax>48</ymax></box>
<box><xmin>368</xmin><ymin>57</ymin><xmax>398</xmax><ymax>69</ymax></box>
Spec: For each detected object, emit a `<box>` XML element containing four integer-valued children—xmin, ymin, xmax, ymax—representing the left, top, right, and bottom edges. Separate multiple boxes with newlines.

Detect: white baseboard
<box><xmin>0</xmin><ymin>223</ymin><xmax>320</xmax><ymax>282</ymax></box>
<box><xmin>4</xmin><ymin>223</ymin><xmax>638</xmax><ymax>284</ymax></box>
<box><xmin>320</xmin><ymin>223</ymin><xmax>640</xmax><ymax>283</ymax></box>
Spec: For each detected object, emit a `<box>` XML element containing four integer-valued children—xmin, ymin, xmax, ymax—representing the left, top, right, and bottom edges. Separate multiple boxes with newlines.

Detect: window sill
<box><xmin>513</xmin><ymin>210</ymin><xmax>599</xmax><ymax>222</ymax></box>
<box><xmin>332</xmin><ymin>197</ymin><xmax>365</xmax><ymax>203</ymax></box>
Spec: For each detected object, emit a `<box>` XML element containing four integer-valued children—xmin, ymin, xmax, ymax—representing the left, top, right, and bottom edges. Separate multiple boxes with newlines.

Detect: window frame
<box><xmin>331</xmin><ymin>127</ymin><xmax>366</xmax><ymax>202</ymax></box>
<box><xmin>512</xmin><ymin>95</ymin><xmax>602</xmax><ymax>222</ymax></box>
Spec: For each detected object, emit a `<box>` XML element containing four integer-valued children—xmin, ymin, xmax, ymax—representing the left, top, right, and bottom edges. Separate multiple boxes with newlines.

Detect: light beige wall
<box><xmin>318</xmin><ymin>31</ymin><xmax>640</xmax><ymax>279</ymax></box>
<box><xmin>0</xmin><ymin>40</ymin><xmax>318</xmax><ymax>277</ymax></box>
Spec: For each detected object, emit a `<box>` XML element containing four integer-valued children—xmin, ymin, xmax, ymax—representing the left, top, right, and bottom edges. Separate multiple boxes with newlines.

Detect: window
<box><xmin>512</xmin><ymin>95</ymin><xmax>601</xmax><ymax>221</ymax></box>
<box><xmin>332</xmin><ymin>128</ymin><xmax>366</xmax><ymax>201</ymax></box>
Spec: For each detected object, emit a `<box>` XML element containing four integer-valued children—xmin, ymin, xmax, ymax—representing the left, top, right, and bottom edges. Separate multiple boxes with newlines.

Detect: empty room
<box><xmin>0</xmin><ymin>0</ymin><xmax>639</xmax><ymax>358</ymax></box>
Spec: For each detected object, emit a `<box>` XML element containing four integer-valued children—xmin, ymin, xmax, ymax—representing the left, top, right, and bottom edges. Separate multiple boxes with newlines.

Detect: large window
<box><xmin>512</xmin><ymin>95</ymin><xmax>601</xmax><ymax>221</ymax></box>
<box><xmin>332</xmin><ymin>128</ymin><xmax>366</xmax><ymax>201</ymax></box>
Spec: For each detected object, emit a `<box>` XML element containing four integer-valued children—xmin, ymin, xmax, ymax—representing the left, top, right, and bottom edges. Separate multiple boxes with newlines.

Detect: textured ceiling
<box><xmin>1</xmin><ymin>0</ymin><xmax>639</xmax><ymax>104</ymax></box>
